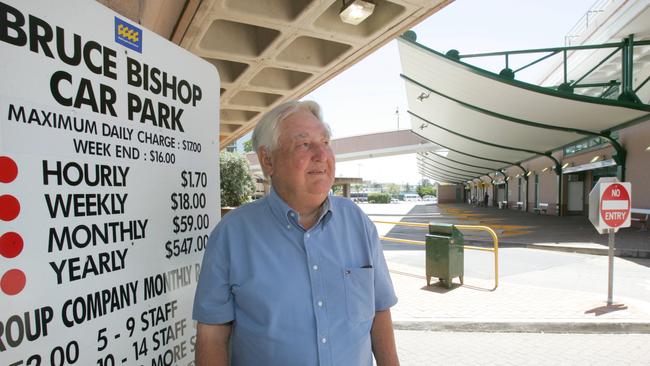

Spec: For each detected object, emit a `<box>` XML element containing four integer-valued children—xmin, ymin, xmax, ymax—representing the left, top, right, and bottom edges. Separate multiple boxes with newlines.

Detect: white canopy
<box><xmin>399</xmin><ymin>36</ymin><xmax>650</xmax><ymax>183</ymax></box>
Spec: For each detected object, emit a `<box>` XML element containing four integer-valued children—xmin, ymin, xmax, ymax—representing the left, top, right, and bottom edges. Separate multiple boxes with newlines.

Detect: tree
<box><xmin>417</xmin><ymin>185</ymin><xmax>436</xmax><ymax>197</ymax></box>
<box><xmin>243</xmin><ymin>139</ymin><xmax>254</xmax><ymax>152</ymax></box>
<box><xmin>220</xmin><ymin>151</ymin><xmax>256</xmax><ymax>207</ymax></box>
<box><xmin>387</xmin><ymin>183</ymin><xmax>400</xmax><ymax>197</ymax></box>
<box><xmin>368</xmin><ymin>192</ymin><xmax>391</xmax><ymax>203</ymax></box>
<box><xmin>351</xmin><ymin>183</ymin><xmax>364</xmax><ymax>193</ymax></box>
<box><xmin>331</xmin><ymin>185</ymin><xmax>343</xmax><ymax>195</ymax></box>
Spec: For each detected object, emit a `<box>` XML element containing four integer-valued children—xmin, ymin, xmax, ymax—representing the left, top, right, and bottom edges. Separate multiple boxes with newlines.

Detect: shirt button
<box><xmin>312</xmin><ymin>265</ymin><xmax>319</xmax><ymax>271</ymax></box>
<box><xmin>306</xmin><ymin>233</ymin><xmax>311</xmax><ymax>238</ymax></box>
<box><xmin>286</xmin><ymin>224</ymin><xmax>291</xmax><ymax>229</ymax></box>
<box><xmin>321</xmin><ymin>337</ymin><xmax>327</xmax><ymax>344</ymax></box>
<box><xmin>317</xmin><ymin>301</ymin><xmax>323</xmax><ymax>307</ymax></box>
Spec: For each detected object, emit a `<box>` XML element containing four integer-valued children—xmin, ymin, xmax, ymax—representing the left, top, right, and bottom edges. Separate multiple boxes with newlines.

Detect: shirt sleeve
<box><xmin>365</xmin><ymin>216</ymin><xmax>398</xmax><ymax>311</ymax></box>
<box><xmin>192</xmin><ymin>222</ymin><xmax>236</xmax><ymax>324</ymax></box>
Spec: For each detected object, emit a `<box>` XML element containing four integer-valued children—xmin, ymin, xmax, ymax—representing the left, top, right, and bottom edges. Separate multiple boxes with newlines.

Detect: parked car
<box><xmin>403</xmin><ymin>193</ymin><xmax>421</xmax><ymax>202</ymax></box>
<box><xmin>422</xmin><ymin>195</ymin><xmax>438</xmax><ymax>204</ymax></box>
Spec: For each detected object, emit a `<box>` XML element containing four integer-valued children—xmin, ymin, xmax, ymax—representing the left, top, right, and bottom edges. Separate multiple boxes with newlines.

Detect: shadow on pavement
<box><xmin>585</xmin><ymin>303</ymin><xmax>629</xmax><ymax>316</ymax></box>
<box><xmin>420</xmin><ymin>284</ymin><xmax>456</xmax><ymax>294</ymax></box>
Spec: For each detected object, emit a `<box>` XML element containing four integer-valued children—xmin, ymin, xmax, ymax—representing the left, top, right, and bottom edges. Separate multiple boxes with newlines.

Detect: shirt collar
<box><xmin>267</xmin><ymin>187</ymin><xmax>333</xmax><ymax>229</ymax></box>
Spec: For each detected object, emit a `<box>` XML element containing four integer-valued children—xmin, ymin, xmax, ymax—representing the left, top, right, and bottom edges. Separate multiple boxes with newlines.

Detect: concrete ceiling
<box><xmin>97</xmin><ymin>0</ymin><xmax>451</xmax><ymax>148</ymax></box>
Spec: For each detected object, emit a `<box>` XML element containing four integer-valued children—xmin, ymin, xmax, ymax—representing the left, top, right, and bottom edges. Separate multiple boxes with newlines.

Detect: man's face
<box><xmin>267</xmin><ymin>110</ymin><xmax>335</xmax><ymax>200</ymax></box>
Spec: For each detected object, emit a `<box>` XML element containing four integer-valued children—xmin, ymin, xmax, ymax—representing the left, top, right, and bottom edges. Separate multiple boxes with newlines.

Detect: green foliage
<box><xmin>417</xmin><ymin>185</ymin><xmax>436</xmax><ymax>197</ymax></box>
<box><xmin>331</xmin><ymin>185</ymin><xmax>343</xmax><ymax>195</ymax></box>
<box><xmin>220</xmin><ymin>151</ymin><xmax>255</xmax><ymax>207</ymax></box>
<box><xmin>386</xmin><ymin>183</ymin><xmax>400</xmax><ymax>197</ymax></box>
<box><xmin>368</xmin><ymin>192</ymin><xmax>391</xmax><ymax>204</ymax></box>
<box><xmin>243</xmin><ymin>139</ymin><xmax>254</xmax><ymax>152</ymax></box>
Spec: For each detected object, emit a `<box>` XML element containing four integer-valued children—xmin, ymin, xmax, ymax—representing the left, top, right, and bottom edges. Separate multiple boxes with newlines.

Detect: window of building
<box><xmin>563</xmin><ymin>132</ymin><xmax>618</xmax><ymax>156</ymax></box>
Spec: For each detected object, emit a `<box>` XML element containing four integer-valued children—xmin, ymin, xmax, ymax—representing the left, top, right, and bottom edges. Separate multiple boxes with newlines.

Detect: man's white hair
<box><xmin>252</xmin><ymin>100</ymin><xmax>330</xmax><ymax>153</ymax></box>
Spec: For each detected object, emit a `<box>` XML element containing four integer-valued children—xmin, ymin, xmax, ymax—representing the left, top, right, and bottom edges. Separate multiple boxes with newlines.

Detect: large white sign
<box><xmin>0</xmin><ymin>1</ymin><xmax>220</xmax><ymax>365</ymax></box>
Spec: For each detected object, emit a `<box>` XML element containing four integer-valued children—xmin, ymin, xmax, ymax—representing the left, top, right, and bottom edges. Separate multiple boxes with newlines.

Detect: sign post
<box><xmin>588</xmin><ymin>178</ymin><xmax>632</xmax><ymax>305</ymax></box>
<box><xmin>607</xmin><ymin>228</ymin><xmax>615</xmax><ymax>304</ymax></box>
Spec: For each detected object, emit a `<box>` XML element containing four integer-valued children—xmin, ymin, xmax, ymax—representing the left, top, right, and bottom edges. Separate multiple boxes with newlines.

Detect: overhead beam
<box><xmin>418</xmin><ymin>153</ymin><xmax>489</xmax><ymax>176</ymax></box>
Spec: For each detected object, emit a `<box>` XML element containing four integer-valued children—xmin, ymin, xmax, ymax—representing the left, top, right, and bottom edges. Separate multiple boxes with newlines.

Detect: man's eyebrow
<box><xmin>290</xmin><ymin>131</ymin><xmax>328</xmax><ymax>141</ymax></box>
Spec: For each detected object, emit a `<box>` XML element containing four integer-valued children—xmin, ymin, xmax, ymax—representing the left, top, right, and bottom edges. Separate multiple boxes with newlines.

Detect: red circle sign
<box><xmin>600</xmin><ymin>183</ymin><xmax>630</xmax><ymax>227</ymax></box>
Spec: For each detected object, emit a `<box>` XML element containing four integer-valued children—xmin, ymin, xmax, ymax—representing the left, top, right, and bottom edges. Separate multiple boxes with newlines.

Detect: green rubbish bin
<box><xmin>425</xmin><ymin>223</ymin><xmax>464</xmax><ymax>288</ymax></box>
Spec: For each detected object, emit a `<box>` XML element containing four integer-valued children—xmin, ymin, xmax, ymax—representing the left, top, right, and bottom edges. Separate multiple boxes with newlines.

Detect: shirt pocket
<box><xmin>343</xmin><ymin>267</ymin><xmax>375</xmax><ymax>322</ymax></box>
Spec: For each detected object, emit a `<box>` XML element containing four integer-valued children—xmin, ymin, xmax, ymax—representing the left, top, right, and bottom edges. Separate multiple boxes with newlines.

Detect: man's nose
<box><xmin>311</xmin><ymin>143</ymin><xmax>329</xmax><ymax>161</ymax></box>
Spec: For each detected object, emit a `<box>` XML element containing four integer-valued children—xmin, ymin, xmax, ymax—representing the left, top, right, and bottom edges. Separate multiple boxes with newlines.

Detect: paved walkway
<box><xmin>358</xmin><ymin>202</ymin><xmax>650</xmax><ymax>364</ymax></box>
<box><xmin>388</xmin><ymin>259</ymin><xmax>650</xmax><ymax>333</ymax></box>
<box><xmin>393</xmin><ymin>330</ymin><xmax>650</xmax><ymax>365</ymax></box>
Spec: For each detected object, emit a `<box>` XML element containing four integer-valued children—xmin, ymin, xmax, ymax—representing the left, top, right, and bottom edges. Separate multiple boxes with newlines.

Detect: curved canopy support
<box><xmin>418</xmin><ymin>160</ymin><xmax>477</xmax><ymax>180</ymax></box>
<box><xmin>418</xmin><ymin>153</ymin><xmax>489</xmax><ymax>176</ymax></box>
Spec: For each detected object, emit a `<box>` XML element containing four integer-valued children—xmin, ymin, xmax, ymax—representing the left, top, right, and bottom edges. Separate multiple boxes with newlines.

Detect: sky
<box><xmin>301</xmin><ymin>0</ymin><xmax>597</xmax><ymax>185</ymax></box>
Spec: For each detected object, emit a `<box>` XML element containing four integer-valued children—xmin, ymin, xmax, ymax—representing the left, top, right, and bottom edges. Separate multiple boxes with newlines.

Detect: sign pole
<box><xmin>589</xmin><ymin>178</ymin><xmax>631</xmax><ymax>306</ymax></box>
<box><xmin>607</xmin><ymin>228</ymin><xmax>615</xmax><ymax>305</ymax></box>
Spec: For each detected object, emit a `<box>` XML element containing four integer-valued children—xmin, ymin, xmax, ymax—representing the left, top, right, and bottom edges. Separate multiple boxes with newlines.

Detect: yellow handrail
<box><xmin>379</xmin><ymin>236</ymin><xmax>426</xmax><ymax>245</ymax></box>
<box><xmin>373</xmin><ymin>220</ymin><xmax>499</xmax><ymax>290</ymax></box>
<box><xmin>374</xmin><ymin>220</ymin><xmax>428</xmax><ymax>228</ymax></box>
<box><xmin>455</xmin><ymin>224</ymin><xmax>499</xmax><ymax>291</ymax></box>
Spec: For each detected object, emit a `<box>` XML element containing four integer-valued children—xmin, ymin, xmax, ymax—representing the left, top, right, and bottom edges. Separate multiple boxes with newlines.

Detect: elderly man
<box><xmin>193</xmin><ymin>100</ymin><xmax>399</xmax><ymax>366</ymax></box>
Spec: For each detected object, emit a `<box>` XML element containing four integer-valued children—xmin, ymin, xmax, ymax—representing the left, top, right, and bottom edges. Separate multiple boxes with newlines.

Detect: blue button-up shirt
<box><xmin>193</xmin><ymin>188</ymin><xmax>397</xmax><ymax>365</ymax></box>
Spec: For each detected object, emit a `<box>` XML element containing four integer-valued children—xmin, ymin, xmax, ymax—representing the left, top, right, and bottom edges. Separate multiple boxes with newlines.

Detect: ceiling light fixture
<box><xmin>526</xmin><ymin>171</ymin><xmax>533</xmax><ymax>177</ymax></box>
<box><xmin>590</xmin><ymin>155</ymin><xmax>601</xmax><ymax>163</ymax></box>
<box><xmin>561</xmin><ymin>162</ymin><xmax>571</xmax><ymax>169</ymax></box>
<box><xmin>541</xmin><ymin>167</ymin><xmax>549</xmax><ymax>172</ymax></box>
<box><xmin>340</xmin><ymin>0</ymin><xmax>375</xmax><ymax>25</ymax></box>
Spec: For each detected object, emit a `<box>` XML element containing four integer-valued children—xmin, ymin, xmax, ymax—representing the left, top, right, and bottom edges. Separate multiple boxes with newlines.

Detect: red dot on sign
<box><xmin>0</xmin><ymin>232</ymin><xmax>23</xmax><ymax>258</ymax></box>
<box><xmin>0</xmin><ymin>156</ymin><xmax>18</xmax><ymax>183</ymax></box>
<box><xmin>1</xmin><ymin>269</ymin><xmax>26</xmax><ymax>296</ymax></box>
<box><xmin>0</xmin><ymin>195</ymin><xmax>20</xmax><ymax>221</ymax></box>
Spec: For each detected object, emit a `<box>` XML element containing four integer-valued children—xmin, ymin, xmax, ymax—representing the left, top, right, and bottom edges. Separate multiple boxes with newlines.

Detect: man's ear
<box><xmin>258</xmin><ymin>147</ymin><xmax>274</xmax><ymax>177</ymax></box>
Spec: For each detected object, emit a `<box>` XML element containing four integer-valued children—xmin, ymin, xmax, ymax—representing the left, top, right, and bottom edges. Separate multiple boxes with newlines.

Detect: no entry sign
<box><xmin>600</xmin><ymin>183</ymin><xmax>631</xmax><ymax>227</ymax></box>
<box><xmin>587</xmin><ymin>177</ymin><xmax>631</xmax><ymax>306</ymax></box>
<box><xmin>589</xmin><ymin>178</ymin><xmax>632</xmax><ymax>233</ymax></box>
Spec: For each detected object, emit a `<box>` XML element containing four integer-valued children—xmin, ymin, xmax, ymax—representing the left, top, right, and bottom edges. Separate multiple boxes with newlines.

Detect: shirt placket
<box><xmin>303</xmin><ymin>226</ymin><xmax>332</xmax><ymax>366</ymax></box>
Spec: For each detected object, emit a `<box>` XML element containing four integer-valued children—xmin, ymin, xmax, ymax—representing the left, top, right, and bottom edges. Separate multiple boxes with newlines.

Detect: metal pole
<box><xmin>563</xmin><ymin>49</ymin><xmax>568</xmax><ymax>84</ymax></box>
<box><xmin>396</xmin><ymin>107</ymin><xmax>399</xmax><ymax>130</ymax></box>
<box><xmin>607</xmin><ymin>228</ymin><xmax>615</xmax><ymax>305</ymax></box>
<box><xmin>556</xmin><ymin>166</ymin><xmax>562</xmax><ymax>216</ymax></box>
